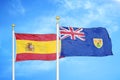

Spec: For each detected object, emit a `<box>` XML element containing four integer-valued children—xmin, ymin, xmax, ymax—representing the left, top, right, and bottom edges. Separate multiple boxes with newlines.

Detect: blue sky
<box><xmin>0</xmin><ymin>0</ymin><xmax>120</xmax><ymax>80</ymax></box>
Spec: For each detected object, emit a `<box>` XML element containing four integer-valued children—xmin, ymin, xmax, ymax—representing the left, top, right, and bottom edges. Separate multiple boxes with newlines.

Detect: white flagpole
<box><xmin>12</xmin><ymin>24</ymin><xmax>15</xmax><ymax>80</ymax></box>
<box><xmin>56</xmin><ymin>16</ymin><xmax>60</xmax><ymax>80</ymax></box>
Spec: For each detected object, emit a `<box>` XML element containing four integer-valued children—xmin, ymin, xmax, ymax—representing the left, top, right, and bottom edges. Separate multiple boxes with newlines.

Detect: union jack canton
<box><xmin>60</xmin><ymin>27</ymin><xmax>85</xmax><ymax>41</ymax></box>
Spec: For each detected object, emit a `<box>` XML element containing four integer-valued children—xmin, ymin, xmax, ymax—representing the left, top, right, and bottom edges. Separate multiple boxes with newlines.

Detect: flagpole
<box><xmin>12</xmin><ymin>24</ymin><xmax>15</xmax><ymax>80</ymax></box>
<box><xmin>56</xmin><ymin>16</ymin><xmax>60</xmax><ymax>80</ymax></box>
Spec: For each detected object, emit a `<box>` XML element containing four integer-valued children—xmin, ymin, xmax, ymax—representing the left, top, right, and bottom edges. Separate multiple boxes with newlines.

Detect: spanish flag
<box><xmin>15</xmin><ymin>33</ymin><xmax>58</xmax><ymax>61</ymax></box>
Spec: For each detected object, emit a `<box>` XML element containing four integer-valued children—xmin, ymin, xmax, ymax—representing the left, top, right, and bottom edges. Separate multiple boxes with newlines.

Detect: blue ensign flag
<box><xmin>60</xmin><ymin>26</ymin><xmax>113</xmax><ymax>57</ymax></box>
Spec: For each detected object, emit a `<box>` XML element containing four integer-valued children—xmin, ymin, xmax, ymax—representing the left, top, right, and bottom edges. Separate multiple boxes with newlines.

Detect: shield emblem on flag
<box><xmin>93</xmin><ymin>38</ymin><xmax>103</xmax><ymax>48</ymax></box>
<box><xmin>26</xmin><ymin>43</ymin><xmax>34</xmax><ymax>51</ymax></box>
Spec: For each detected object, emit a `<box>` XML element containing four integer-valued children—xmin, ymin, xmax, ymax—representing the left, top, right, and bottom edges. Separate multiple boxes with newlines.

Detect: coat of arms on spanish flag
<box><xmin>15</xmin><ymin>33</ymin><xmax>60</xmax><ymax>61</ymax></box>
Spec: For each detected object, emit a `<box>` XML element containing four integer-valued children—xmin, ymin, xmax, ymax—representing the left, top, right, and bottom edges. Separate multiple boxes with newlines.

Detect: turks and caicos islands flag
<box><xmin>15</xmin><ymin>33</ymin><xmax>60</xmax><ymax>61</ymax></box>
<box><xmin>60</xmin><ymin>26</ymin><xmax>113</xmax><ymax>57</ymax></box>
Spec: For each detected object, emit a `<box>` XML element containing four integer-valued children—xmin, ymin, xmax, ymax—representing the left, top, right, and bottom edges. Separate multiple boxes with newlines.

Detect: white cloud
<box><xmin>27</xmin><ymin>0</ymin><xmax>103</xmax><ymax>31</ymax></box>
<box><xmin>9</xmin><ymin>0</ymin><xmax>25</xmax><ymax>15</ymax></box>
<box><xmin>108</xmin><ymin>25</ymin><xmax>119</xmax><ymax>34</ymax></box>
<box><xmin>1</xmin><ymin>61</ymin><xmax>56</xmax><ymax>77</ymax></box>
<box><xmin>115</xmin><ymin>0</ymin><xmax>120</xmax><ymax>2</ymax></box>
<box><xmin>16</xmin><ymin>61</ymin><xmax>56</xmax><ymax>76</ymax></box>
<box><xmin>15</xmin><ymin>15</ymin><xmax>57</xmax><ymax>34</ymax></box>
<box><xmin>33</xmin><ymin>16</ymin><xmax>57</xmax><ymax>34</ymax></box>
<box><xmin>84</xmin><ymin>1</ymin><xmax>93</xmax><ymax>9</ymax></box>
<box><xmin>26</xmin><ymin>0</ymin><xmax>120</xmax><ymax>37</ymax></box>
<box><xmin>54</xmin><ymin>0</ymin><xmax>120</xmax><ymax>32</ymax></box>
<box><xmin>55</xmin><ymin>0</ymin><xmax>86</xmax><ymax>11</ymax></box>
<box><xmin>63</xmin><ymin>0</ymin><xmax>82</xmax><ymax>10</ymax></box>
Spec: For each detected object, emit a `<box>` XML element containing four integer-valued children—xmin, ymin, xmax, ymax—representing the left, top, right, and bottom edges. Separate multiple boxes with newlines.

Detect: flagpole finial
<box><xmin>56</xmin><ymin>16</ymin><xmax>60</xmax><ymax>23</ymax></box>
<box><xmin>12</xmin><ymin>24</ymin><xmax>15</xmax><ymax>27</ymax></box>
<box><xmin>12</xmin><ymin>24</ymin><xmax>15</xmax><ymax>30</ymax></box>
<box><xmin>56</xmin><ymin>16</ymin><xmax>60</xmax><ymax>20</ymax></box>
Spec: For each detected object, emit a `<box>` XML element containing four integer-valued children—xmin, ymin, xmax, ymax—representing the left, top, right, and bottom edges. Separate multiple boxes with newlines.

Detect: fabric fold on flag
<box><xmin>60</xmin><ymin>26</ymin><xmax>113</xmax><ymax>57</ymax></box>
<box><xmin>15</xmin><ymin>33</ymin><xmax>60</xmax><ymax>61</ymax></box>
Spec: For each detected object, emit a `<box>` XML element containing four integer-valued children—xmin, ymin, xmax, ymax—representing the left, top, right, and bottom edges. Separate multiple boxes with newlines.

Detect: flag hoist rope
<box><xmin>12</xmin><ymin>24</ymin><xmax>15</xmax><ymax>80</ymax></box>
<box><xmin>56</xmin><ymin>16</ymin><xmax>60</xmax><ymax>80</ymax></box>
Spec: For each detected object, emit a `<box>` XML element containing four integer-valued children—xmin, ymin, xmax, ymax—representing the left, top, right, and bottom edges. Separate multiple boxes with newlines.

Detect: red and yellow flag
<box><xmin>15</xmin><ymin>33</ymin><xmax>59</xmax><ymax>61</ymax></box>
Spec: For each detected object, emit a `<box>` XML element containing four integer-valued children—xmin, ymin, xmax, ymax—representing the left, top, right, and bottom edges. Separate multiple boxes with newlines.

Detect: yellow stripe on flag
<box><xmin>16</xmin><ymin>40</ymin><xmax>60</xmax><ymax>54</ymax></box>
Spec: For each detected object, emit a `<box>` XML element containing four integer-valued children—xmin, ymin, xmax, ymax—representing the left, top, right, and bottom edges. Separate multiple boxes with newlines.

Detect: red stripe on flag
<box><xmin>15</xmin><ymin>33</ymin><xmax>56</xmax><ymax>41</ymax></box>
<box><xmin>16</xmin><ymin>53</ymin><xmax>56</xmax><ymax>61</ymax></box>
